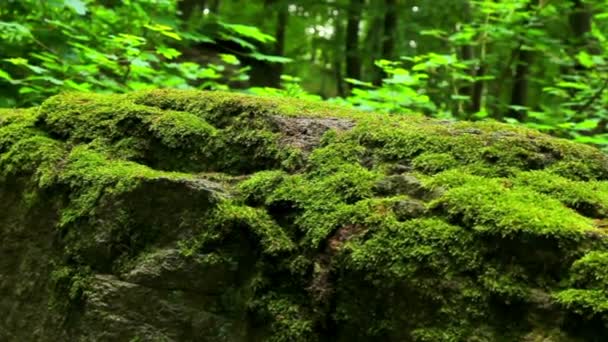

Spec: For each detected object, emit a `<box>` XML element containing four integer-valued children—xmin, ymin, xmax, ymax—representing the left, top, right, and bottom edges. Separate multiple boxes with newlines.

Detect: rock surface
<box><xmin>1</xmin><ymin>89</ymin><xmax>608</xmax><ymax>341</ymax></box>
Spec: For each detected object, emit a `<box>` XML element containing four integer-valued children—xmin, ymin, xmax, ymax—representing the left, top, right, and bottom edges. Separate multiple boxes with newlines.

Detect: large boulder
<box><xmin>1</xmin><ymin>89</ymin><xmax>607</xmax><ymax>341</ymax></box>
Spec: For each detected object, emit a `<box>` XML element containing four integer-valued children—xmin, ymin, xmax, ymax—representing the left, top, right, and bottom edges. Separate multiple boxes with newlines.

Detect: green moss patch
<box><xmin>2</xmin><ymin>89</ymin><xmax>608</xmax><ymax>341</ymax></box>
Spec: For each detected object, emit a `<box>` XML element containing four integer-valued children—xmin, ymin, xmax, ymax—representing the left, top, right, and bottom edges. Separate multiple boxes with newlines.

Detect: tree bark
<box><xmin>248</xmin><ymin>0</ymin><xmax>289</xmax><ymax>88</ymax></box>
<box><xmin>569</xmin><ymin>0</ymin><xmax>599</xmax><ymax>58</ymax></box>
<box><xmin>569</xmin><ymin>0</ymin><xmax>592</xmax><ymax>40</ymax></box>
<box><xmin>371</xmin><ymin>0</ymin><xmax>397</xmax><ymax>86</ymax></box>
<box><xmin>470</xmin><ymin>65</ymin><xmax>484</xmax><ymax>114</ymax></box>
<box><xmin>457</xmin><ymin>0</ymin><xmax>475</xmax><ymax>117</ymax></box>
<box><xmin>381</xmin><ymin>0</ymin><xmax>397</xmax><ymax>61</ymax></box>
<box><xmin>177</xmin><ymin>0</ymin><xmax>205</xmax><ymax>20</ymax></box>
<box><xmin>208</xmin><ymin>0</ymin><xmax>221</xmax><ymax>14</ymax></box>
<box><xmin>508</xmin><ymin>47</ymin><xmax>533</xmax><ymax>121</ymax></box>
<box><xmin>345</xmin><ymin>0</ymin><xmax>364</xmax><ymax>92</ymax></box>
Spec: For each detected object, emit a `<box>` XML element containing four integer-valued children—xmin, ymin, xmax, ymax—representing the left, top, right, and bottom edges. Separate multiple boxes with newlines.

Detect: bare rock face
<box><xmin>271</xmin><ymin>116</ymin><xmax>355</xmax><ymax>152</ymax></box>
<box><xmin>1</xmin><ymin>89</ymin><xmax>608</xmax><ymax>341</ymax></box>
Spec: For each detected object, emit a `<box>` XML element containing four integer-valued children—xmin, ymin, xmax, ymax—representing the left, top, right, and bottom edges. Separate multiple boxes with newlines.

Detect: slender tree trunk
<box><xmin>457</xmin><ymin>0</ymin><xmax>475</xmax><ymax>118</ymax></box>
<box><xmin>334</xmin><ymin>9</ymin><xmax>347</xmax><ymax>97</ymax></box>
<box><xmin>568</xmin><ymin>0</ymin><xmax>606</xmax><ymax>133</ymax></box>
<box><xmin>372</xmin><ymin>0</ymin><xmax>396</xmax><ymax>85</ymax></box>
<box><xmin>177</xmin><ymin>0</ymin><xmax>205</xmax><ymax>20</ymax></box>
<box><xmin>273</xmin><ymin>1</ymin><xmax>288</xmax><ymax>76</ymax></box>
<box><xmin>508</xmin><ymin>48</ymin><xmax>533</xmax><ymax>121</ymax></box>
<box><xmin>248</xmin><ymin>0</ymin><xmax>288</xmax><ymax>88</ymax></box>
<box><xmin>345</xmin><ymin>0</ymin><xmax>364</xmax><ymax>92</ymax></box>
<box><xmin>381</xmin><ymin>0</ymin><xmax>397</xmax><ymax>60</ymax></box>
<box><xmin>569</xmin><ymin>0</ymin><xmax>592</xmax><ymax>41</ymax></box>
<box><xmin>209</xmin><ymin>0</ymin><xmax>220</xmax><ymax>14</ymax></box>
<box><xmin>365</xmin><ymin>1</ymin><xmax>384</xmax><ymax>85</ymax></box>
<box><xmin>569</xmin><ymin>0</ymin><xmax>599</xmax><ymax>58</ymax></box>
<box><xmin>470</xmin><ymin>65</ymin><xmax>484</xmax><ymax>114</ymax></box>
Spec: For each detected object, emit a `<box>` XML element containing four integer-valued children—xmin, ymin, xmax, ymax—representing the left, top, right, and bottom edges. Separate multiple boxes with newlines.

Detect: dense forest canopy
<box><xmin>1</xmin><ymin>0</ymin><xmax>608</xmax><ymax>148</ymax></box>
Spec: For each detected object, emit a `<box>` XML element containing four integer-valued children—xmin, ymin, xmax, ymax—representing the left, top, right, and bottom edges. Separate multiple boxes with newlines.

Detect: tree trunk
<box><xmin>372</xmin><ymin>0</ymin><xmax>396</xmax><ymax>85</ymax></box>
<box><xmin>209</xmin><ymin>0</ymin><xmax>220</xmax><ymax>14</ymax></box>
<box><xmin>569</xmin><ymin>0</ymin><xmax>599</xmax><ymax>58</ymax></box>
<box><xmin>508</xmin><ymin>47</ymin><xmax>533</xmax><ymax>121</ymax></box>
<box><xmin>273</xmin><ymin>0</ymin><xmax>289</xmax><ymax>77</ymax></box>
<box><xmin>457</xmin><ymin>0</ymin><xmax>475</xmax><ymax>118</ymax></box>
<box><xmin>569</xmin><ymin>0</ymin><xmax>592</xmax><ymax>40</ymax></box>
<box><xmin>177</xmin><ymin>0</ymin><xmax>205</xmax><ymax>20</ymax></box>
<box><xmin>334</xmin><ymin>9</ymin><xmax>347</xmax><ymax>97</ymax></box>
<box><xmin>381</xmin><ymin>0</ymin><xmax>397</xmax><ymax>61</ymax></box>
<box><xmin>345</xmin><ymin>0</ymin><xmax>364</xmax><ymax>92</ymax></box>
<box><xmin>365</xmin><ymin>1</ymin><xmax>384</xmax><ymax>85</ymax></box>
<box><xmin>470</xmin><ymin>65</ymin><xmax>484</xmax><ymax>114</ymax></box>
<box><xmin>247</xmin><ymin>0</ymin><xmax>289</xmax><ymax>88</ymax></box>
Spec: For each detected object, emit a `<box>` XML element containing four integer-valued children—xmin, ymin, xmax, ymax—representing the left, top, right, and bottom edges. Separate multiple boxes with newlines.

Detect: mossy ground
<box><xmin>1</xmin><ymin>89</ymin><xmax>608</xmax><ymax>341</ymax></box>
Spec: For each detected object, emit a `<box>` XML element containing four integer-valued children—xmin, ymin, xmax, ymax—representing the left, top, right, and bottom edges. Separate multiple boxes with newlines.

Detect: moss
<box><xmin>129</xmin><ymin>88</ymin><xmax>368</xmax><ymax>122</ymax></box>
<box><xmin>3</xmin><ymin>89</ymin><xmax>608</xmax><ymax>340</ymax></box>
<box><xmin>207</xmin><ymin>201</ymin><xmax>295</xmax><ymax>255</ymax></box>
<box><xmin>412</xmin><ymin>152</ymin><xmax>459</xmax><ymax>174</ymax></box>
<box><xmin>0</xmin><ymin>109</ymin><xmax>41</xmax><ymax>152</ymax></box>
<box><xmin>56</xmin><ymin>145</ymin><xmax>193</xmax><ymax>227</ymax></box>
<box><xmin>432</xmin><ymin>177</ymin><xmax>594</xmax><ymax>239</ymax></box>
<box><xmin>345</xmin><ymin>218</ymin><xmax>479</xmax><ymax>280</ymax></box>
<box><xmin>513</xmin><ymin>171</ymin><xmax>608</xmax><ymax>218</ymax></box>
<box><xmin>249</xmin><ymin>294</ymin><xmax>316</xmax><ymax>342</ymax></box>
<box><xmin>38</xmin><ymin>92</ymin><xmax>290</xmax><ymax>174</ymax></box>
<box><xmin>0</xmin><ymin>135</ymin><xmax>65</xmax><ymax>187</ymax></box>
<box><xmin>48</xmin><ymin>264</ymin><xmax>92</xmax><ymax>313</ymax></box>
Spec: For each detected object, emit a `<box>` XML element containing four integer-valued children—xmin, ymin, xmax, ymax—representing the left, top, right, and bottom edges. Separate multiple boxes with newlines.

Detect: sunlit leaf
<box><xmin>219</xmin><ymin>54</ymin><xmax>240</xmax><ymax>65</ymax></box>
<box><xmin>0</xmin><ymin>69</ymin><xmax>13</xmax><ymax>81</ymax></box>
<box><xmin>576</xmin><ymin>51</ymin><xmax>595</xmax><ymax>68</ymax></box>
<box><xmin>345</xmin><ymin>78</ymin><xmax>374</xmax><ymax>88</ymax></box>
<box><xmin>221</xmin><ymin>22</ymin><xmax>275</xmax><ymax>43</ymax></box>
<box><xmin>4</xmin><ymin>57</ymin><xmax>28</xmax><ymax>66</ymax></box>
<box><xmin>156</xmin><ymin>47</ymin><xmax>182</xmax><ymax>60</ymax></box>
<box><xmin>556</xmin><ymin>82</ymin><xmax>589</xmax><ymax>90</ymax></box>
<box><xmin>63</xmin><ymin>0</ymin><xmax>88</xmax><ymax>15</ymax></box>
<box><xmin>160</xmin><ymin>30</ymin><xmax>181</xmax><ymax>41</ymax></box>
<box><xmin>573</xmin><ymin>119</ymin><xmax>599</xmax><ymax>131</ymax></box>
<box><xmin>247</xmin><ymin>52</ymin><xmax>292</xmax><ymax>63</ymax></box>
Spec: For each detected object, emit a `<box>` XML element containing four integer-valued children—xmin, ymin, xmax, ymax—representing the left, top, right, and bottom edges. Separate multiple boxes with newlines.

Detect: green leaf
<box><xmin>0</xmin><ymin>69</ymin><xmax>13</xmax><ymax>81</ymax></box>
<box><xmin>576</xmin><ymin>51</ymin><xmax>595</xmax><ymax>68</ymax></box>
<box><xmin>574</xmin><ymin>135</ymin><xmax>608</xmax><ymax>145</ymax></box>
<box><xmin>246</xmin><ymin>52</ymin><xmax>292</xmax><ymax>63</ymax></box>
<box><xmin>556</xmin><ymin>81</ymin><xmax>589</xmax><ymax>90</ymax></box>
<box><xmin>63</xmin><ymin>0</ymin><xmax>88</xmax><ymax>15</ymax></box>
<box><xmin>420</xmin><ymin>29</ymin><xmax>447</xmax><ymax>38</ymax></box>
<box><xmin>573</xmin><ymin>119</ymin><xmax>599</xmax><ymax>131</ymax></box>
<box><xmin>64</xmin><ymin>80</ymin><xmax>90</xmax><ymax>91</ymax></box>
<box><xmin>156</xmin><ymin>47</ymin><xmax>182</xmax><ymax>60</ymax></box>
<box><xmin>345</xmin><ymin>78</ymin><xmax>374</xmax><ymax>88</ymax></box>
<box><xmin>159</xmin><ymin>30</ymin><xmax>181</xmax><ymax>41</ymax></box>
<box><xmin>220</xmin><ymin>33</ymin><xmax>256</xmax><ymax>50</ymax></box>
<box><xmin>144</xmin><ymin>24</ymin><xmax>174</xmax><ymax>32</ymax></box>
<box><xmin>144</xmin><ymin>24</ymin><xmax>181</xmax><ymax>40</ymax></box>
<box><xmin>4</xmin><ymin>57</ymin><xmax>29</xmax><ymax>66</ymax></box>
<box><xmin>221</xmin><ymin>22</ymin><xmax>275</xmax><ymax>43</ymax></box>
<box><xmin>26</xmin><ymin>65</ymin><xmax>47</xmax><ymax>74</ymax></box>
<box><xmin>181</xmin><ymin>32</ymin><xmax>215</xmax><ymax>43</ymax></box>
<box><xmin>18</xmin><ymin>87</ymin><xmax>37</xmax><ymax>94</ymax></box>
<box><xmin>219</xmin><ymin>54</ymin><xmax>240</xmax><ymax>65</ymax></box>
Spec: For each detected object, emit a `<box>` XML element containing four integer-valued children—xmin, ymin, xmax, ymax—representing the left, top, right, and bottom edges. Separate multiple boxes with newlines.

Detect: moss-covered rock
<box><xmin>1</xmin><ymin>89</ymin><xmax>608</xmax><ymax>341</ymax></box>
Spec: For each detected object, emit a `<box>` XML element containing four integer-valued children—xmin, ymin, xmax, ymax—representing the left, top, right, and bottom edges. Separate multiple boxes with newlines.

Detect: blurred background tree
<box><xmin>1</xmin><ymin>0</ymin><xmax>608</xmax><ymax>149</ymax></box>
